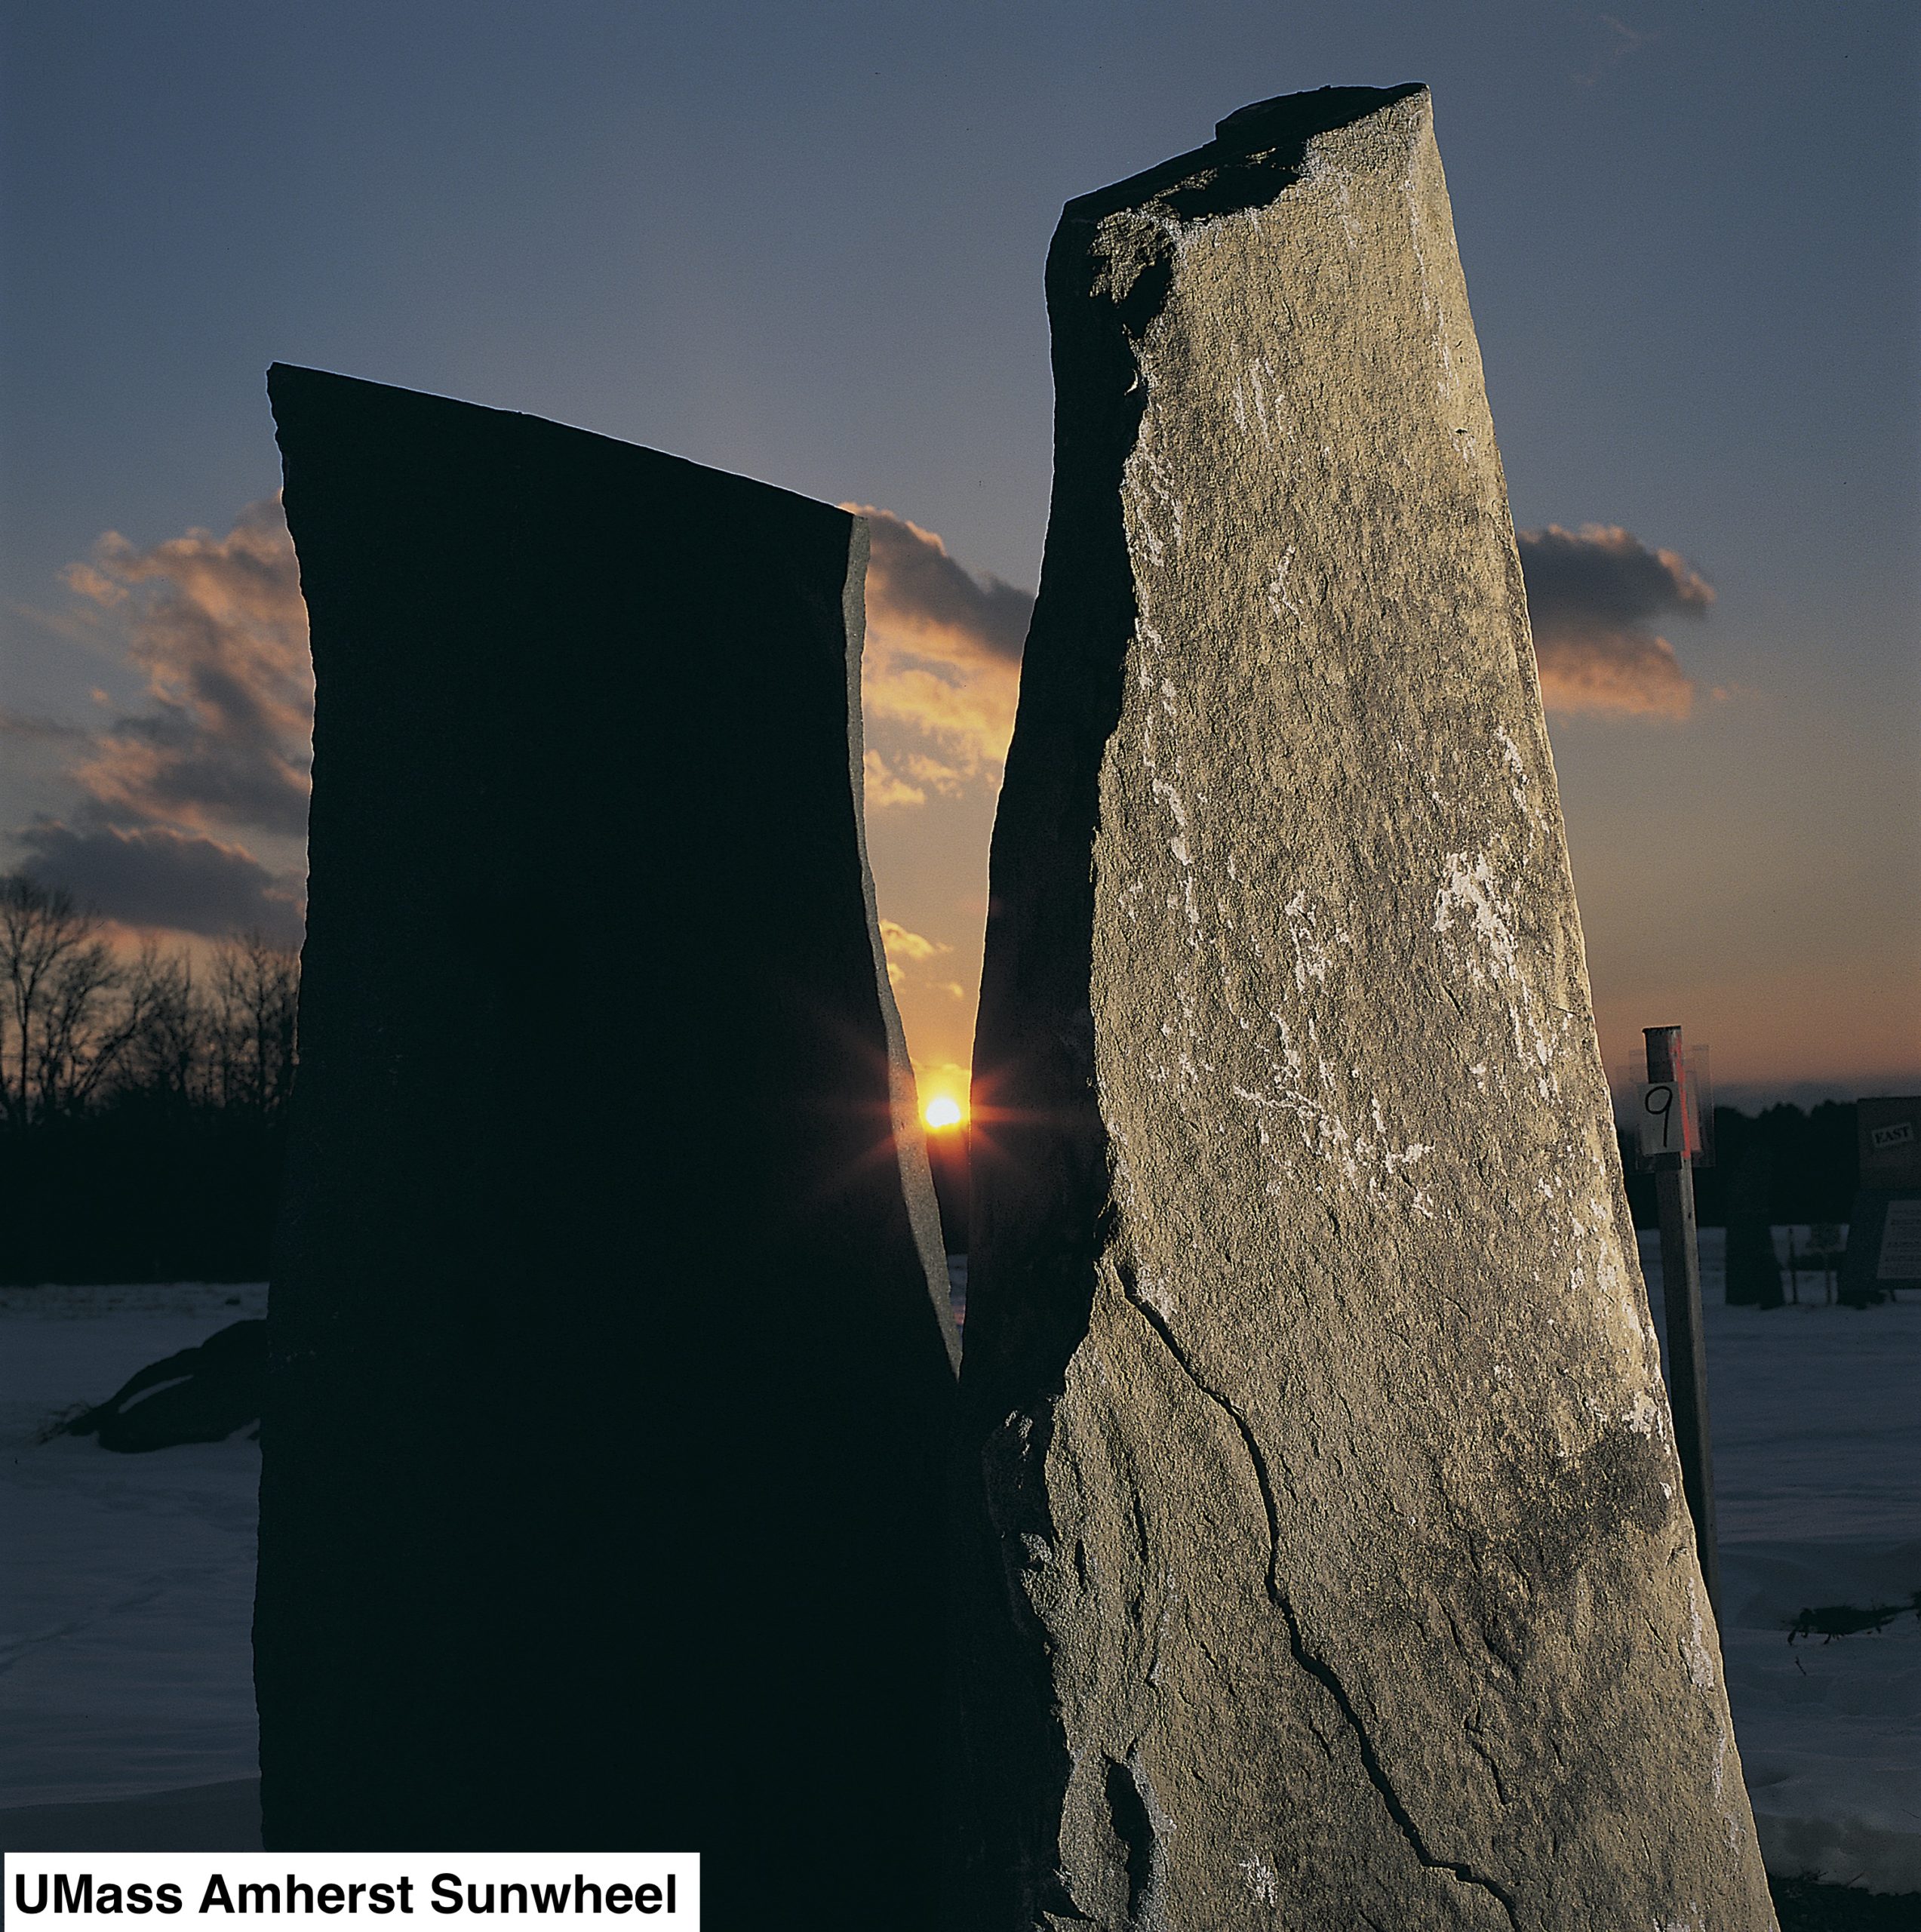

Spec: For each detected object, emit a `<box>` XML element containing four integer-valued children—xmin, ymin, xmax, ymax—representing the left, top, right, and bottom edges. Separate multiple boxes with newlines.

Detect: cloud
<box><xmin>6</xmin><ymin>498</ymin><xmax>314</xmax><ymax>941</ymax></box>
<box><xmin>861</xmin><ymin>510</ymin><xmax>1031</xmax><ymax>664</ymax></box>
<box><xmin>60</xmin><ymin>497</ymin><xmax>313</xmax><ymax>835</ymax></box>
<box><xmin>878</xmin><ymin>917</ymin><xmax>949</xmax><ymax>989</ymax></box>
<box><xmin>0</xmin><ymin>710</ymin><xmax>94</xmax><ymax>746</ymax></box>
<box><xmin>849</xmin><ymin>506</ymin><xmax>1031</xmax><ymax>800</ymax></box>
<box><xmin>1517</xmin><ymin>523</ymin><xmax>1710</xmax><ymax>718</ymax></box>
<box><xmin>16</xmin><ymin>818</ymin><xmax>305</xmax><ymax>946</ymax></box>
<box><xmin>850</xmin><ymin>507</ymin><xmax>1715</xmax><ymax>750</ymax></box>
<box><xmin>1573</xmin><ymin>14</ymin><xmax>1655</xmax><ymax>86</ymax></box>
<box><xmin>879</xmin><ymin>918</ymin><xmax>944</xmax><ymax>962</ymax></box>
<box><xmin>863</xmin><ymin>749</ymin><xmax>927</xmax><ymax>811</ymax></box>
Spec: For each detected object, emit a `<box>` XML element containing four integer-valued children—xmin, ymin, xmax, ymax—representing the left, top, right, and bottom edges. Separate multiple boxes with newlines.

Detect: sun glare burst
<box><xmin>924</xmin><ymin>1095</ymin><xmax>964</xmax><ymax>1131</ymax></box>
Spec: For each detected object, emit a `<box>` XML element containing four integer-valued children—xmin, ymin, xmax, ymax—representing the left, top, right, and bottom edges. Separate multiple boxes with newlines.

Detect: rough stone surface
<box><xmin>258</xmin><ymin>368</ymin><xmax>958</xmax><ymax>1903</ymax></box>
<box><xmin>959</xmin><ymin>89</ymin><xmax>1776</xmax><ymax>1930</ymax></box>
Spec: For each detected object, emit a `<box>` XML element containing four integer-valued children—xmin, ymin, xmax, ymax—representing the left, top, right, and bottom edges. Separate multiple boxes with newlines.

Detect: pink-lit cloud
<box><xmin>8</xmin><ymin>499</ymin><xmax>313</xmax><ymax>938</ymax></box>
<box><xmin>14</xmin><ymin>818</ymin><xmax>304</xmax><ymax>946</ymax></box>
<box><xmin>1518</xmin><ymin>522</ymin><xmax>1710</xmax><ymax>719</ymax></box>
<box><xmin>878</xmin><ymin>917</ymin><xmax>949</xmax><ymax>990</ymax></box>
<box><xmin>61</xmin><ymin>497</ymin><xmax>313</xmax><ymax>833</ymax></box>
<box><xmin>850</xmin><ymin>506</ymin><xmax>1031</xmax><ymax>804</ymax></box>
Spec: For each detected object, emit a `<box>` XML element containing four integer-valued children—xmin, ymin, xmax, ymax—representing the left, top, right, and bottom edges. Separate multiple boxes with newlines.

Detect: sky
<box><xmin>2</xmin><ymin>0</ymin><xmax>1916</xmax><ymax>1116</ymax></box>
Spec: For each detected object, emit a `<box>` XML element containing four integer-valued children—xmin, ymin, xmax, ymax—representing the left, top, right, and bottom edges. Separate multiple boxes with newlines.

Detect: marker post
<box><xmin>1642</xmin><ymin>1023</ymin><xmax>1720</xmax><ymax>1619</ymax></box>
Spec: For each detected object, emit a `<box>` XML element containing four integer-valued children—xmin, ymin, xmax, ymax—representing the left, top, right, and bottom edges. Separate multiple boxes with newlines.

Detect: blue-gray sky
<box><xmin>2</xmin><ymin>0</ymin><xmax>1916</xmax><ymax>1106</ymax></box>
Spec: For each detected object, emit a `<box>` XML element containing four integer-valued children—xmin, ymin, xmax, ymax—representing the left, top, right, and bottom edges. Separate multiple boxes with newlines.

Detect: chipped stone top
<box><xmin>1062</xmin><ymin>85</ymin><xmax>1426</xmax><ymax>229</ymax></box>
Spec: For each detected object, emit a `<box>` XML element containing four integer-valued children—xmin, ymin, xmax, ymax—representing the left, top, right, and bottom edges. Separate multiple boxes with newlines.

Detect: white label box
<box><xmin>4</xmin><ymin>1855</ymin><xmax>699</xmax><ymax>1930</ymax></box>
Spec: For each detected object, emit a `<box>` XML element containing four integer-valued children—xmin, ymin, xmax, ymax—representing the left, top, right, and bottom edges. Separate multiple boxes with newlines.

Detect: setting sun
<box><xmin>923</xmin><ymin>1095</ymin><xmax>964</xmax><ymax>1131</ymax></box>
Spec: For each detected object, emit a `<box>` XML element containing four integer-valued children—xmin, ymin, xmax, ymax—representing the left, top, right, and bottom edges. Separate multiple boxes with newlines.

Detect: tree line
<box><xmin>1618</xmin><ymin>1103</ymin><xmax>1860</xmax><ymax>1234</ymax></box>
<box><xmin>0</xmin><ymin>869</ymin><xmax>1870</xmax><ymax>1284</ymax></box>
<box><xmin>1</xmin><ymin>874</ymin><xmax>297</xmax><ymax>1283</ymax></box>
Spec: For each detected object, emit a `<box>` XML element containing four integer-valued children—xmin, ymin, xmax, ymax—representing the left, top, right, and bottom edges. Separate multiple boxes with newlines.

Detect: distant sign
<box><xmin>1635</xmin><ymin>1080</ymin><xmax>1692</xmax><ymax>1159</ymax></box>
<box><xmin>1858</xmin><ymin>1097</ymin><xmax>1921</xmax><ymax>1189</ymax></box>
<box><xmin>1879</xmin><ymin>1200</ymin><xmax>1921</xmax><ymax>1283</ymax></box>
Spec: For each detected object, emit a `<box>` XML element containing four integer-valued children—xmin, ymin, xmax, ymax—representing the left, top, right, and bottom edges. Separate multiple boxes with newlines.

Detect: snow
<box><xmin>1642</xmin><ymin>1228</ymin><xmax>1921</xmax><ymax>1897</ymax></box>
<box><xmin>0</xmin><ymin>1282</ymin><xmax>266</xmax><ymax>1810</ymax></box>
<box><xmin>3</xmin><ymin>1247</ymin><xmax>1916</xmax><ymax>1895</ymax></box>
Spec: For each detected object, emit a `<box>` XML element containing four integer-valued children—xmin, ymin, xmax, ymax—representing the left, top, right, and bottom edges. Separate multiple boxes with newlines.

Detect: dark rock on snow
<box><xmin>57</xmin><ymin>1318</ymin><xmax>264</xmax><ymax>1452</ymax></box>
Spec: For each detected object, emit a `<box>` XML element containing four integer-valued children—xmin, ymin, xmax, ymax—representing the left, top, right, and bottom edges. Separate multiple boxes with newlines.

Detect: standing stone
<box><xmin>1723</xmin><ymin>1158</ymin><xmax>1784</xmax><ymax>1308</ymax></box>
<box><xmin>959</xmin><ymin>90</ymin><xmax>1775</xmax><ymax>1930</ymax></box>
<box><xmin>257</xmin><ymin>368</ymin><xmax>959</xmax><ymax>1906</ymax></box>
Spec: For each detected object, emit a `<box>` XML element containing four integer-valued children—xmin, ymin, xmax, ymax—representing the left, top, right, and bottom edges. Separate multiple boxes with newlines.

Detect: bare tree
<box><xmin>115</xmin><ymin>943</ymin><xmax>212</xmax><ymax>1111</ymax></box>
<box><xmin>211</xmin><ymin>931</ymin><xmax>300</xmax><ymax>1121</ymax></box>
<box><xmin>2</xmin><ymin>877</ymin><xmax>300</xmax><ymax>1134</ymax></box>
<box><xmin>0</xmin><ymin>875</ymin><xmax>143</xmax><ymax>1128</ymax></box>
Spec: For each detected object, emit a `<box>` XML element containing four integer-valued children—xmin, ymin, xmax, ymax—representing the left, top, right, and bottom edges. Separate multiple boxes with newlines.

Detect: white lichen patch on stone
<box><xmin>1302</xmin><ymin>143</ymin><xmax>1363</xmax><ymax>251</ymax></box>
<box><xmin>1432</xmin><ymin>851</ymin><xmax>1520</xmax><ymax>983</ymax></box>
<box><xmin>1123</xmin><ymin>430</ymin><xmax>1181</xmax><ymax>567</ymax></box>
<box><xmin>1527</xmin><ymin>1156</ymin><xmax>1660</xmax><ymax>1389</ymax></box>
<box><xmin>1283</xmin><ymin>891</ymin><xmax>1334</xmax><ymax>991</ymax></box>
<box><xmin>1131</xmin><ymin>631</ymin><xmax>1204</xmax><ymax>950</ymax></box>
<box><xmin>1237</xmin><ymin>1852</ymin><xmax>1280</xmax><ymax>1906</ymax></box>
<box><xmin>1433</xmin><ymin>848</ymin><xmax>1562</xmax><ymax>1099</ymax></box>
<box><xmin>1621</xmin><ymin>1390</ymin><xmax>1664</xmax><ymax>1438</ymax></box>
<box><xmin>1683</xmin><ymin>1574</ymin><xmax>1717</xmax><ymax>1692</ymax></box>
<box><xmin>1493</xmin><ymin>727</ymin><xmax>1541</xmax><ymax>832</ymax></box>
<box><xmin>1229</xmin><ymin>1059</ymin><xmax>1440</xmax><ymax>1213</ymax></box>
<box><xmin>1266</xmin><ymin>545</ymin><xmax>1302</xmax><ymax>624</ymax></box>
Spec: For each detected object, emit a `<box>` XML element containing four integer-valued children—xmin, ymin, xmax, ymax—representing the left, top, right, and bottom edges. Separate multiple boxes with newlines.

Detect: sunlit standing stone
<box><xmin>958</xmin><ymin>87</ymin><xmax>1776</xmax><ymax>1931</ymax></box>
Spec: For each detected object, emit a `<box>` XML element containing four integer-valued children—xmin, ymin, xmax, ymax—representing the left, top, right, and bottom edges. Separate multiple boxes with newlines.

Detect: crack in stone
<box><xmin>1465</xmin><ymin>1723</ymin><xmax>1514</xmax><ymax>1807</ymax></box>
<box><xmin>1119</xmin><ymin>1272</ymin><xmax>1522</xmax><ymax>1930</ymax></box>
<box><xmin>1277</xmin><ymin>1597</ymin><xmax>1521</xmax><ymax>1930</ymax></box>
<box><xmin>1102</xmin><ymin>1751</ymin><xmax>1168</xmax><ymax>1931</ymax></box>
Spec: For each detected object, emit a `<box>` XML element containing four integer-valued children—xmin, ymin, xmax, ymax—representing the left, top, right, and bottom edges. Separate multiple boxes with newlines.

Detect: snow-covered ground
<box><xmin>1642</xmin><ymin>1228</ymin><xmax>1921</xmax><ymax>1897</ymax></box>
<box><xmin>3</xmin><ymin>1247</ymin><xmax>1916</xmax><ymax>1894</ymax></box>
<box><xmin>1</xmin><ymin>1282</ymin><xmax>266</xmax><ymax>1810</ymax></box>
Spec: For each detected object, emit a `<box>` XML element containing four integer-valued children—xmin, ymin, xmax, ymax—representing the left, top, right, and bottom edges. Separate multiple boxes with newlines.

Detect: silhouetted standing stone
<box><xmin>1725</xmin><ymin>1159</ymin><xmax>1784</xmax><ymax>1308</ymax></box>
<box><xmin>960</xmin><ymin>91</ymin><xmax>1775</xmax><ymax>1929</ymax></box>
<box><xmin>257</xmin><ymin>368</ymin><xmax>957</xmax><ymax>1905</ymax></box>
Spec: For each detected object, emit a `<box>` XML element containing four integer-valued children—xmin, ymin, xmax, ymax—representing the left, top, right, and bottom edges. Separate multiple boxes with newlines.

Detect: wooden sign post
<box><xmin>1643</xmin><ymin>1024</ymin><xmax>1720</xmax><ymax>1618</ymax></box>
